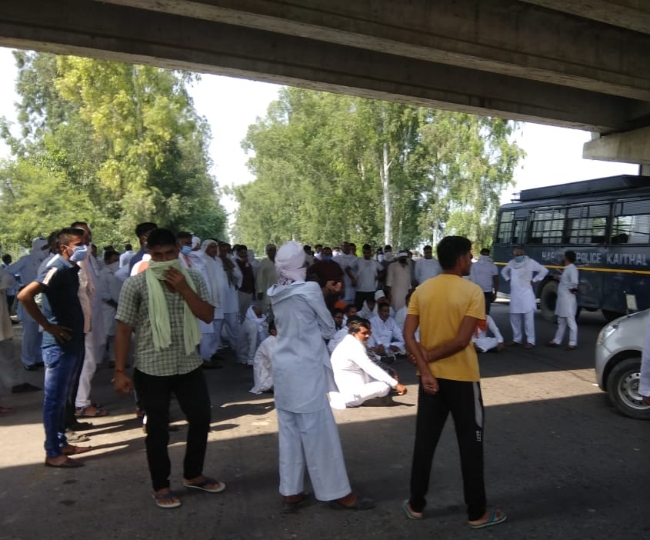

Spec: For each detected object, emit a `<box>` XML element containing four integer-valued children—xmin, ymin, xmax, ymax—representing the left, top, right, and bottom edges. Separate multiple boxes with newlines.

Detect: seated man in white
<box><xmin>237</xmin><ymin>305</ymin><xmax>267</xmax><ymax>366</ymax></box>
<box><xmin>472</xmin><ymin>315</ymin><xmax>505</xmax><ymax>353</ymax></box>
<box><xmin>368</xmin><ymin>300</ymin><xmax>405</xmax><ymax>360</ymax></box>
<box><xmin>328</xmin><ymin>314</ymin><xmax>363</xmax><ymax>354</ymax></box>
<box><xmin>250</xmin><ymin>320</ymin><xmax>277</xmax><ymax>394</ymax></box>
<box><xmin>330</xmin><ymin>319</ymin><xmax>407</xmax><ymax>408</ymax></box>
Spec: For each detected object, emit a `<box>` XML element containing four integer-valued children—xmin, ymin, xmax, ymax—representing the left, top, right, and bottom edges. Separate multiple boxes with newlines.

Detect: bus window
<box><xmin>513</xmin><ymin>219</ymin><xmax>527</xmax><ymax>245</ymax></box>
<box><xmin>612</xmin><ymin>214</ymin><xmax>650</xmax><ymax>244</ymax></box>
<box><xmin>496</xmin><ymin>211</ymin><xmax>514</xmax><ymax>243</ymax></box>
<box><xmin>528</xmin><ymin>208</ymin><xmax>564</xmax><ymax>244</ymax></box>
<box><xmin>566</xmin><ymin>204</ymin><xmax>609</xmax><ymax>244</ymax></box>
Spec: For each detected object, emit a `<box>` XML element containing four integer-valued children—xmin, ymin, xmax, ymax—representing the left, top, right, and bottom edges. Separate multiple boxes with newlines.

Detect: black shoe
<box><xmin>11</xmin><ymin>382</ymin><xmax>41</xmax><ymax>394</ymax></box>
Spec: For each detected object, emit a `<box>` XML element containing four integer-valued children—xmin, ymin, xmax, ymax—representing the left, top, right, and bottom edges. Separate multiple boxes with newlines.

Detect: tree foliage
<box><xmin>234</xmin><ymin>88</ymin><xmax>524</xmax><ymax>253</ymax></box>
<box><xmin>0</xmin><ymin>52</ymin><xmax>226</xmax><ymax>249</ymax></box>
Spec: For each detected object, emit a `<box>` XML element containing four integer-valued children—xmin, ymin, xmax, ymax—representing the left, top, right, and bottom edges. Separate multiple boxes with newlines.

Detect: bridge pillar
<box><xmin>583</xmin><ymin>126</ymin><xmax>650</xmax><ymax>167</ymax></box>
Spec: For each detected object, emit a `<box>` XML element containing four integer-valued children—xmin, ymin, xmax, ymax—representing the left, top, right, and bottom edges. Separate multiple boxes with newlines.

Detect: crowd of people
<box><xmin>5</xmin><ymin>218</ymin><xmax>645</xmax><ymax>529</ymax></box>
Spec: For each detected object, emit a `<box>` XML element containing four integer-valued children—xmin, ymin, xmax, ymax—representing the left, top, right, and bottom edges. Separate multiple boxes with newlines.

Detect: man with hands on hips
<box><xmin>402</xmin><ymin>236</ymin><xmax>505</xmax><ymax>530</ymax></box>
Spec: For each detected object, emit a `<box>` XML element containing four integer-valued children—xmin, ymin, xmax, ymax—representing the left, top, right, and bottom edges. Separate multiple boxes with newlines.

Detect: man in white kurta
<box><xmin>237</xmin><ymin>305</ymin><xmax>267</xmax><ymax>366</ymax></box>
<box><xmin>6</xmin><ymin>238</ymin><xmax>49</xmax><ymax>369</ymax></box>
<box><xmin>469</xmin><ymin>249</ymin><xmax>500</xmax><ymax>316</ymax></box>
<box><xmin>194</xmin><ymin>240</ymin><xmax>224</xmax><ymax>364</ymax></box>
<box><xmin>336</xmin><ymin>243</ymin><xmax>358</xmax><ymax>305</ymax></box>
<box><xmin>268</xmin><ymin>242</ymin><xmax>374</xmax><ymax>510</ymax></box>
<box><xmin>501</xmin><ymin>248</ymin><xmax>548</xmax><ymax>348</ymax></box>
<box><xmin>368</xmin><ymin>302</ymin><xmax>405</xmax><ymax>357</ymax></box>
<box><xmin>255</xmin><ymin>244</ymin><xmax>278</xmax><ymax>315</ymax></box>
<box><xmin>414</xmin><ymin>245</ymin><xmax>442</xmax><ymax>286</ymax></box>
<box><xmin>548</xmin><ymin>251</ymin><xmax>579</xmax><ymax>349</ymax></box>
<box><xmin>640</xmin><ymin>314</ymin><xmax>650</xmax><ymax>406</ymax></box>
<box><xmin>330</xmin><ymin>320</ymin><xmax>406</xmax><ymax>408</ymax></box>
<box><xmin>215</xmin><ymin>242</ymin><xmax>242</xmax><ymax>350</ymax></box>
<box><xmin>386</xmin><ymin>252</ymin><xmax>413</xmax><ymax>312</ymax></box>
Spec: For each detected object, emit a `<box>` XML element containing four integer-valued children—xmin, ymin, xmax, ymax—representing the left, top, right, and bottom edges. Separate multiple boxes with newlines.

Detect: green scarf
<box><xmin>145</xmin><ymin>259</ymin><xmax>201</xmax><ymax>356</ymax></box>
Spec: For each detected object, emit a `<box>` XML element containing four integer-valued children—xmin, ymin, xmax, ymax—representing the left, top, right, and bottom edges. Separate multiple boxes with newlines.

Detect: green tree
<box><xmin>0</xmin><ymin>52</ymin><xmax>226</xmax><ymax>249</ymax></box>
<box><xmin>235</xmin><ymin>88</ymin><xmax>523</xmax><ymax>251</ymax></box>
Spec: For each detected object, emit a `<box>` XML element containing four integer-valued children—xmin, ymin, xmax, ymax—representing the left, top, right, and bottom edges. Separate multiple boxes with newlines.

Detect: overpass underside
<box><xmin>0</xmin><ymin>0</ymin><xmax>649</xmax><ymax>164</ymax></box>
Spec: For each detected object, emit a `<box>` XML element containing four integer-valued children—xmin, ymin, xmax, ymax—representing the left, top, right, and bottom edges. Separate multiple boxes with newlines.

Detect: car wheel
<box><xmin>602</xmin><ymin>309</ymin><xmax>624</xmax><ymax>322</ymax></box>
<box><xmin>539</xmin><ymin>280</ymin><xmax>558</xmax><ymax>323</ymax></box>
<box><xmin>606</xmin><ymin>357</ymin><xmax>650</xmax><ymax>420</ymax></box>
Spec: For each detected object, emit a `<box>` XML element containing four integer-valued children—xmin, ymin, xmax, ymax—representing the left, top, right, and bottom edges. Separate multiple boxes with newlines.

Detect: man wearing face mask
<box><xmin>386</xmin><ymin>251</ymin><xmax>413</xmax><ymax>312</ymax></box>
<box><xmin>469</xmin><ymin>249</ymin><xmax>500</xmax><ymax>316</ymax></box>
<box><xmin>113</xmin><ymin>228</ymin><xmax>225</xmax><ymax>508</ymax></box>
<box><xmin>501</xmin><ymin>247</ymin><xmax>548</xmax><ymax>349</ymax></box>
<box><xmin>18</xmin><ymin>228</ymin><xmax>92</xmax><ymax>467</ymax></box>
<box><xmin>6</xmin><ymin>237</ymin><xmax>50</xmax><ymax>370</ymax></box>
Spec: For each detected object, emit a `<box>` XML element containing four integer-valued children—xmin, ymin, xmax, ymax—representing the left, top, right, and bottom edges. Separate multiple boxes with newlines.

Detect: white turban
<box><xmin>191</xmin><ymin>236</ymin><xmax>201</xmax><ymax>249</ymax></box>
<box><xmin>201</xmin><ymin>239</ymin><xmax>217</xmax><ymax>254</ymax></box>
<box><xmin>275</xmin><ymin>241</ymin><xmax>306</xmax><ymax>285</ymax></box>
<box><xmin>31</xmin><ymin>238</ymin><xmax>48</xmax><ymax>254</ymax></box>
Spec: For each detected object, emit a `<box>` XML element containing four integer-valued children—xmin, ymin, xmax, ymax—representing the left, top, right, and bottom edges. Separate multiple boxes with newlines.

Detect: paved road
<box><xmin>1</xmin><ymin>303</ymin><xmax>649</xmax><ymax>540</ymax></box>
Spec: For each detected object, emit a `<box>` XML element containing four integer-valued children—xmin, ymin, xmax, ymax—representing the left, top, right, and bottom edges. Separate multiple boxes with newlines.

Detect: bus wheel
<box><xmin>540</xmin><ymin>281</ymin><xmax>558</xmax><ymax>322</ymax></box>
<box><xmin>602</xmin><ymin>310</ymin><xmax>624</xmax><ymax>322</ymax></box>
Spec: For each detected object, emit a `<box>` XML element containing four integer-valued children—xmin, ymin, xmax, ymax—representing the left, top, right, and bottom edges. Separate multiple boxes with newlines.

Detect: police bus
<box><xmin>492</xmin><ymin>175</ymin><xmax>650</xmax><ymax>322</ymax></box>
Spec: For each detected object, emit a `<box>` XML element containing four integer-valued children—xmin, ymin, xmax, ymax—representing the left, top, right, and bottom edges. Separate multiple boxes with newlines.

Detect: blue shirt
<box><xmin>128</xmin><ymin>247</ymin><xmax>146</xmax><ymax>272</ymax></box>
<box><xmin>37</xmin><ymin>255</ymin><xmax>84</xmax><ymax>353</ymax></box>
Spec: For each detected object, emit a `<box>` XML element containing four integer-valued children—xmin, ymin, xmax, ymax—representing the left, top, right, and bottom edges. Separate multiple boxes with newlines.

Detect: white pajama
<box><xmin>75</xmin><ymin>340</ymin><xmax>104</xmax><ymax>408</ymax></box>
<box><xmin>19</xmin><ymin>310</ymin><xmax>42</xmax><ymax>367</ymax></box>
<box><xmin>344</xmin><ymin>381</ymin><xmax>391</xmax><ymax>407</ymax></box>
<box><xmin>0</xmin><ymin>339</ymin><xmax>22</xmax><ymax>389</ymax></box>
<box><xmin>200</xmin><ymin>320</ymin><xmax>223</xmax><ymax>360</ymax></box>
<box><xmin>221</xmin><ymin>312</ymin><xmax>239</xmax><ymax>350</ymax></box>
<box><xmin>554</xmin><ymin>316</ymin><xmax>578</xmax><ymax>347</ymax></box>
<box><xmin>510</xmin><ymin>310</ymin><xmax>536</xmax><ymax>345</ymax></box>
<box><xmin>277</xmin><ymin>406</ymin><xmax>351</xmax><ymax>501</ymax></box>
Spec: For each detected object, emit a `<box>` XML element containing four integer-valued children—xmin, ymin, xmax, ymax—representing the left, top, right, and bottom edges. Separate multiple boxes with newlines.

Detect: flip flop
<box><xmin>63</xmin><ymin>445</ymin><xmax>93</xmax><ymax>456</ymax></box>
<box><xmin>469</xmin><ymin>508</ymin><xmax>507</xmax><ymax>529</ymax></box>
<box><xmin>329</xmin><ymin>496</ymin><xmax>376</xmax><ymax>510</ymax></box>
<box><xmin>75</xmin><ymin>406</ymin><xmax>108</xmax><ymax>418</ymax></box>
<box><xmin>281</xmin><ymin>492</ymin><xmax>313</xmax><ymax>514</ymax></box>
<box><xmin>183</xmin><ymin>477</ymin><xmax>226</xmax><ymax>493</ymax></box>
<box><xmin>401</xmin><ymin>500</ymin><xmax>423</xmax><ymax>520</ymax></box>
<box><xmin>45</xmin><ymin>457</ymin><xmax>84</xmax><ymax>468</ymax></box>
<box><xmin>152</xmin><ymin>491</ymin><xmax>181</xmax><ymax>509</ymax></box>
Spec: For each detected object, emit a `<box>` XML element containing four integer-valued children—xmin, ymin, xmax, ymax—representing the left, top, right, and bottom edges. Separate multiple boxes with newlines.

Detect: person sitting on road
<box><xmin>329</xmin><ymin>315</ymin><xmax>362</xmax><ymax>354</ymax></box>
<box><xmin>368</xmin><ymin>300</ymin><xmax>405</xmax><ymax>363</ymax></box>
<box><xmin>330</xmin><ymin>318</ymin><xmax>407</xmax><ymax>409</ymax></box>
<box><xmin>472</xmin><ymin>315</ymin><xmax>505</xmax><ymax>353</ymax></box>
<box><xmin>250</xmin><ymin>320</ymin><xmax>277</xmax><ymax>395</ymax></box>
<box><xmin>237</xmin><ymin>304</ymin><xmax>267</xmax><ymax>367</ymax></box>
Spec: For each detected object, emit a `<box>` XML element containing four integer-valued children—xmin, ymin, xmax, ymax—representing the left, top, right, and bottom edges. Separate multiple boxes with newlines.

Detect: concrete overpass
<box><xmin>0</xmin><ymin>0</ymin><xmax>649</xmax><ymax>166</ymax></box>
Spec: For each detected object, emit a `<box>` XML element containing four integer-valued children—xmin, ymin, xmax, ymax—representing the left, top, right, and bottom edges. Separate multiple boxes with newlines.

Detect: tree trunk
<box><xmin>381</xmin><ymin>141</ymin><xmax>391</xmax><ymax>245</ymax></box>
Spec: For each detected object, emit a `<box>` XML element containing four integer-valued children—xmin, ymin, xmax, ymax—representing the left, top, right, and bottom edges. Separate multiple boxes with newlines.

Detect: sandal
<box><xmin>152</xmin><ymin>491</ymin><xmax>181</xmax><ymax>509</ymax></box>
<box><xmin>401</xmin><ymin>500</ymin><xmax>423</xmax><ymax>520</ymax></box>
<box><xmin>183</xmin><ymin>476</ymin><xmax>226</xmax><ymax>493</ymax></box>
<box><xmin>281</xmin><ymin>492</ymin><xmax>313</xmax><ymax>514</ymax></box>
<box><xmin>565</xmin><ymin>345</ymin><xmax>577</xmax><ymax>351</ymax></box>
<box><xmin>546</xmin><ymin>341</ymin><xmax>560</xmax><ymax>347</ymax></box>
<box><xmin>63</xmin><ymin>444</ymin><xmax>93</xmax><ymax>456</ymax></box>
<box><xmin>469</xmin><ymin>508</ymin><xmax>507</xmax><ymax>529</ymax></box>
<box><xmin>45</xmin><ymin>457</ymin><xmax>84</xmax><ymax>468</ymax></box>
<box><xmin>75</xmin><ymin>406</ymin><xmax>108</xmax><ymax>418</ymax></box>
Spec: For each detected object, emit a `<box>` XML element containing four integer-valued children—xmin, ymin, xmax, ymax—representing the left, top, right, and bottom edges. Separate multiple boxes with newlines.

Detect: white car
<box><xmin>595</xmin><ymin>309</ymin><xmax>650</xmax><ymax>420</ymax></box>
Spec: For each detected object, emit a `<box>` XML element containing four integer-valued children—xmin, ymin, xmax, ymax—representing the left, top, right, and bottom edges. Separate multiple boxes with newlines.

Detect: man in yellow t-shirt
<box><xmin>402</xmin><ymin>236</ymin><xmax>506</xmax><ymax>530</ymax></box>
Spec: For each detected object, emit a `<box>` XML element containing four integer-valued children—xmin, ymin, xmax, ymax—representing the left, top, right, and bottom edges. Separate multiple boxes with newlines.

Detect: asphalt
<box><xmin>1</xmin><ymin>302</ymin><xmax>649</xmax><ymax>540</ymax></box>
